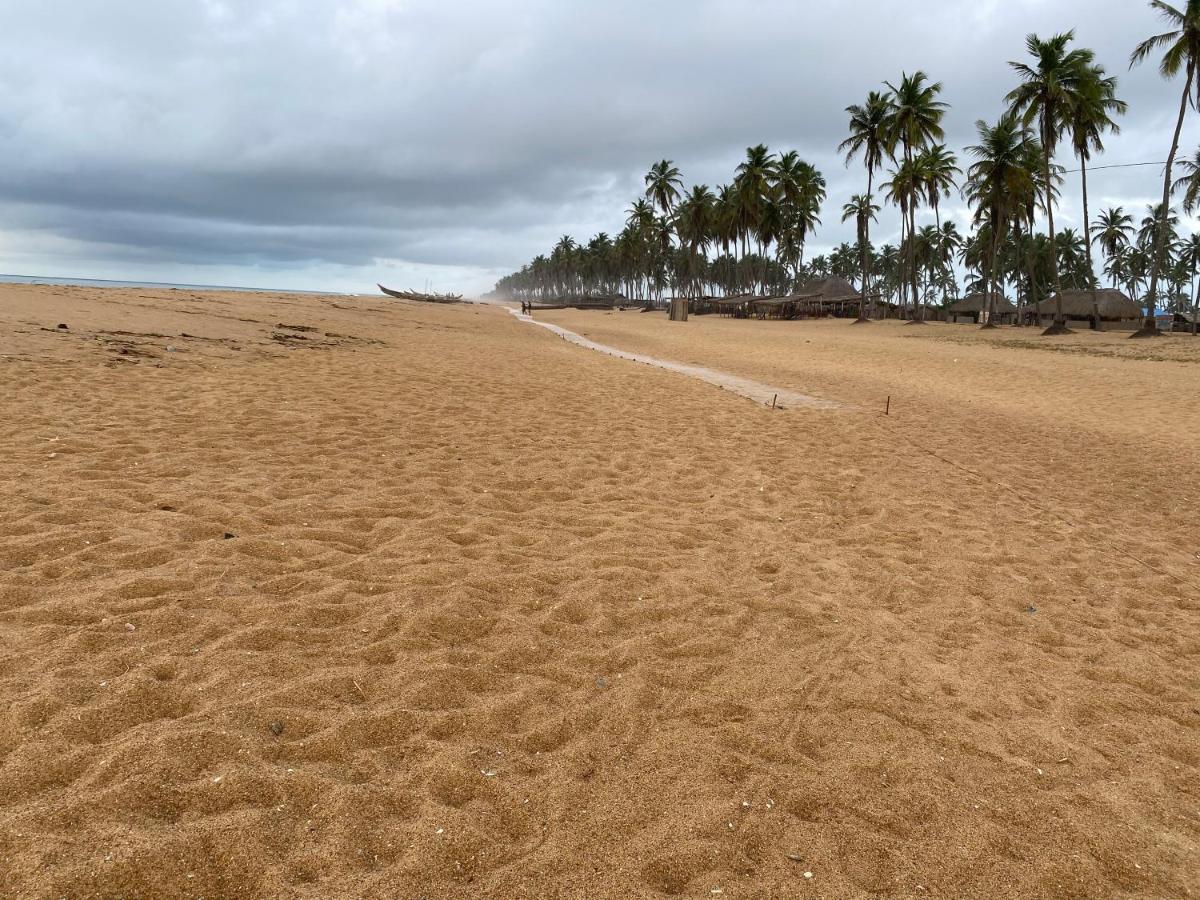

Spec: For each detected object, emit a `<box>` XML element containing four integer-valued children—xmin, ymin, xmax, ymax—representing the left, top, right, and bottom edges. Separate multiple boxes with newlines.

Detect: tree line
<box><xmin>495</xmin><ymin>0</ymin><xmax>1200</xmax><ymax>337</ymax></box>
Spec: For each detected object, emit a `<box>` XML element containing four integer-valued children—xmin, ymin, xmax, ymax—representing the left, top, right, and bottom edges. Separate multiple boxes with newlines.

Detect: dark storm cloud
<box><xmin>0</xmin><ymin>0</ymin><xmax>1194</xmax><ymax>292</ymax></box>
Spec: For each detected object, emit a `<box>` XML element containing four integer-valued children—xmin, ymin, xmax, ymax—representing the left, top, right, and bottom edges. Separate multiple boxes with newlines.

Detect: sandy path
<box><xmin>0</xmin><ymin>286</ymin><xmax>1197</xmax><ymax>898</ymax></box>
<box><xmin>507</xmin><ymin>307</ymin><xmax>836</xmax><ymax>409</ymax></box>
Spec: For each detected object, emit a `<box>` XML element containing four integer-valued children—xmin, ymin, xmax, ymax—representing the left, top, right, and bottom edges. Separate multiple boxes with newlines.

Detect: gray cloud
<box><xmin>0</xmin><ymin>0</ymin><xmax>1195</xmax><ymax>293</ymax></box>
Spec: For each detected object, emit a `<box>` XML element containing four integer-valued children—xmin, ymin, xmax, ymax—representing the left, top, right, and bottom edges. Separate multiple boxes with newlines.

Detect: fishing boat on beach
<box><xmin>378</xmin><ymin>284</ymin><xmax>463</xmax><ymax>303</ymax></box>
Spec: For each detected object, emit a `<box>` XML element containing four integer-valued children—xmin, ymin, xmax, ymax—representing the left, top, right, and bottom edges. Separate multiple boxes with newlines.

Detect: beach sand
<box><xmin>1</xmin><ymin>284</ymin><xmax>1197</xmax><ymax>898</ymax></box>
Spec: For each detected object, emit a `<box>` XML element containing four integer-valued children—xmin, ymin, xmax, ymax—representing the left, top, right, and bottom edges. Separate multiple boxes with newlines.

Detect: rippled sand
<box><xmin>1</xmin><ymin>285</ymin><xmax>1197</xmax><ymax>898</ymax></box>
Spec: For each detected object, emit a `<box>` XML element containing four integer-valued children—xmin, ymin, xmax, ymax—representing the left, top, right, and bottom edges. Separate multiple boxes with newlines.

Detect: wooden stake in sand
<box><xmin>885</xmin><ymin>395</ymin><xmax>891</xmax><ymax>416</ymax></box>
<box><xmin>771</xmin><ymin>394</ymin><xmax>777</xmax><ymax>410</ymax></box>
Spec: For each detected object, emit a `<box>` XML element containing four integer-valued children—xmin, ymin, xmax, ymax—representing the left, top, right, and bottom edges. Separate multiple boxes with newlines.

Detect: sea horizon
<box><xmin>0</xmin><ymin>272</ymin><xmax>361</xmax><ymax>296</ymax></box>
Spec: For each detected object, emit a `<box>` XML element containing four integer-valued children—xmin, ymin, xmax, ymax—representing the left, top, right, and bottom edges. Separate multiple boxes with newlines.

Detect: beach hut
<box><xmin>946</xmin><ymin>293</ymin><xmax>1015</xmax><ymax>325</ymax></box>
<box><xmin>1170</xmin><ymin>309</ymin><xmax>1199</xmax><ymax>333</ymax></box>
<box><xmin>709</xmin><ymin>295</ymin><xmax>756</xmax><ymax>318</ymax></box>
<box><xmin>751</xmin><ymin>277</ymin><xmax>867</xmax><ymax>320</ymax></box>
<box><xmin>1034</xmin><ymin>289</ymin><xmax>1142</xmax><ymax>330</ymax></box>
<box><xmin>795</xmin><ymin>276</ymin><xmax>859</xmax><ymax>299</ymax></box>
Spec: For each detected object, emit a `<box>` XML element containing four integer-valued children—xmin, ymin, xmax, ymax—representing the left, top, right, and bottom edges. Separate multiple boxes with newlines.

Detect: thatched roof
<box><xmin>948</xmin><ymin>293</ymin><xmax>1015</xmax><ymax>314</ymax></box>
<box><xmin>793</xmin><ymin>277</ymin><xmax>858</xmax><ymax>299</ymax></box>
<box><xmin>1036</xmin><ymin>289</ymin><xmax>1142</xmax><ymax>319</ymax></box>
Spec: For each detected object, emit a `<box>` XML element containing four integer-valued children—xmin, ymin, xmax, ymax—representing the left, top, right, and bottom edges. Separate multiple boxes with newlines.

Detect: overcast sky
<box><xmin>0</xmin><ymin>0</ymin><xmax>1195</xmax><ymax>295</ymax></box>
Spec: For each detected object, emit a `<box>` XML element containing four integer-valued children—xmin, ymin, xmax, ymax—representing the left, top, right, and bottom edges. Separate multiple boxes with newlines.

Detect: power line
<box><xmin>1060</xmin><ymin>160</ymin><xmax>1168</xmax><ymax>173</ymax></box>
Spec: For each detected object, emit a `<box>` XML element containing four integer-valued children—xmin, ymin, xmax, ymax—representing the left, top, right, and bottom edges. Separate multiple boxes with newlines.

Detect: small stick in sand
<box><xmin>771</xmin><ymin>393</ymin><xmax>777</xmax><ymax>410</ymax></box>
<box><xmin>885</xmin><ymin>395</ymin><xmax>891</xmax><ymax>416</ymax></box>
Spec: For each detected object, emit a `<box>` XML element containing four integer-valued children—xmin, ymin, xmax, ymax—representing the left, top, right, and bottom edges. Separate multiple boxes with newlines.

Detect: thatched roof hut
<box><xmin>793</xmin><ymin>276</ymin><xmax>859</xmax><ymax>300</ymax></box>
<box><xmin>1036</xmin><ymin>289</ymin><xmax>1141</xmax><ymax>320</ymax></box>
<box><xmin>948</xmin><ymin>293</ymin><xmax>1015</xmax><ymax>314</ymax></box>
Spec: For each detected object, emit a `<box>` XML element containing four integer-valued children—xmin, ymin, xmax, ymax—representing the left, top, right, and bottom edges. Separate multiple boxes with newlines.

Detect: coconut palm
<box><xmin>965</xmin><ymin>114</ymin><xmax>1039</xmax><ymax>328</ymax></box>
<box><xmin>734</xmin><ymin>144</ymin><xmax>778</xmax><ymax>264</ymax></box>
<box><xmin>1007</xmin><ymin>31</ymin><xmax>1096</xmax><ymax>333</ymax></box>
<box><xmin>1071</xmin><ymin>62</ymin><xmax>1127</xmax><ymax>328</ymax></box>
<box><xmin>937</xmin><ymin>221</ymin><xmax>965</xmax><ymax>300</ymax></box>
<box><xmin>839</xmin><ymin>90</ymin><xmax>891</xmax><ymax>321</ymax></box>
<box><xmin>1091</xmin><ymin>207</ymin><xmax>1135</xmax><ymax>285</ymax></box>
<box><xmin>1139</xmin><ymin>202</ymin><xmax>1180</xmax><ymax>253</ymax></box>
<box><xmin>1055</xmin><ymin>229</ymin><xmax>1090</xmax><ymax>287</ymax></box>
<box><xmin>917</xmin><ymin>144</ymin><xmax>961</xmax><ymax>230</ymax></box>
<box><xmin>675</xmin><ymin>185</ymin><xmax>716</xmax><ymax>299</ymax></box>
<box><xmin>645</xmin><ymin>160</ymin><xmax>684</xmax><ymax>218</ymax></box>
<box><xmin>783</xmin><ymin>159</ymin><xmax>826</xmax><ymax>272</ymax></box>
<box><xmin>1170</xmin><ymin>145</ymin><xmax>1200</xmax><ymax>212</ymax></box>
<box><xmin>1181</xmin><ymin>232</ymin><xmax>1200</xmax><ymax>332</ymax></box>
<box><xmin>883</xmin><ymin>159</ymin><xmax>922</xmax><ymax>316</ymax></box>
<box><xmin>1131</xmin><ymin>0</ymin><xmax>1200</xmax><ymax>334</ymax></box>
<box><xmin>842</xmin><ymin>194</ymin><xmax>880</xmax><ymax>315</ymax></box>
<box><xmin>884</xmin><ymin>72</ymin><xmax>948</xmax><ymax>321</ymax></box>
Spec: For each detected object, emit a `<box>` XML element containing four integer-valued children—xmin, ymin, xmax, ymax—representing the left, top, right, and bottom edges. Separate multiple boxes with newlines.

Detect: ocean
<box><xmin>0</xmin><ymin>273</ymin><xmax>356</xmax><ymax>295</ymax></box>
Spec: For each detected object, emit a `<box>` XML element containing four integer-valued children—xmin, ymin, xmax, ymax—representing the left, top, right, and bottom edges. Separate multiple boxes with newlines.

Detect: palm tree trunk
<box><xmin>856</xmin><ymin>172</ymin><xmax>874</xmax><ymax>323</ymax></box>
<box><xmin>1081</xmin><ymin>157</ymin><xmax>1102</xmax><ymax>332</ymax></box>
<box><xmin>1043</xmin><ymin>118</ymin><xmax>1068</xmax><ymax>334</ymax></box>
<box><xmin>1140</xmin><ymin>63</ymin><xmax>1194</xmax><ymax>337</ymax></box>
<box><xmin>983</xmin><ymin>225</ymin><xmax>999</xmax><ymax>329</ymax></box>
<box><xmin>1193</xmin><ymin>262</ymin><xmax>1198</xmax><ymax>335</ymax></box>
<box><xmin>1026</xmin><ymin>214</ymin><xmax>1039</xmax><ymax>326</ymax></box>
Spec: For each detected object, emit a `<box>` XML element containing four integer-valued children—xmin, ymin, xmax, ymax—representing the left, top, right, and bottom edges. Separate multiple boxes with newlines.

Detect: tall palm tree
<box><xmin>1131</xmin><ymin>0</ymin><xmax>1200</xmax><ymax>334</ymax></box>
<box><xmin>1091</xmin><ymin>207</ymin><xmax>1135</xmax><ymax>286</ymax></box>
<box><xmin>773</xmin><ymin>153</ymin><xmax>825</xmax><ymax>282</ymax></box>
<box><xmin>791</xmin><ymin>161</ymin><xmax>826</xmax><ymax>271</ymax></box>
<box><xmin>839</xmin><ymin>90</ymin><xmax>891</xmax><ymax>321</ymax></box>
<box><xmin>645</xmin><ymin>160</ymin><xmax>684</xmax><ymax>218</ymax></box>
<box><xmin>842</xmin><ymin>194</ymin><xmax>880</xmax><ymax>316</ymax></box>
<box><xmin>1181</xmin><ymin>232</ymin><xmax>1200</xmax><ymax>333</ymax></box>
<box><xmin>965</xmin><ymin>114</ymin><xmax>1038</xmax><ymax>328</ymax></box>
<box><xmin>937</xmin><ymin>221</ymin><xmax>965</xmax><ymax>300</ymax></box>
<box><xmin>1071</xmin><ymin>62</ymin><xmax>1127</xmax><ymax>329</ymax></box>
<box><xmin>883</xmin><ymin>159</ymin><xmax>922</xmax><ymax>316</ymax></box>
<box><xmin>734</xmin><ymin>144</ymin><xmax>778</xmax><ymax>269</ymax></box>
<box><xmin>1139</xmin><ymin>201</ymin><xmax>1180</xmax><ymax>253</ymax></box>
<box><xmin>1171</xmin><ymin>145</ymin><xmax>1200</xmax><ymax>212</ymax></box>
<box><xmin>917</xmin><ymin>144</ymin><xmax>961</xmax><ymax>230</ymax></box>
<box><xmin>675</xmin><ymin>185</ymin><xmax>716</xmax><ymax>299</ymax></box>
<box><xmin>1007</xmin><ymin>31</ymin><xmax>1095</xmax><ymax>333</ymax></box>
<box><xmin>884</xmin><ymin>72</ymin><xmax>948</xmax><ymax>322</ymax></box>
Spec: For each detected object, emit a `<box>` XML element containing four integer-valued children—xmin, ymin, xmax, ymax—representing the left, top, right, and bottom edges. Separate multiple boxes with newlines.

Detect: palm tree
<box><xmin>1055</xmin><ymin>229</ymin><xmax>1090</xmax><ymax>287</ymax></box>
<box><xmin>839</xmin><ymin>90</ymin><xmax>891</xmax><ymax>321</ymax></box>
<box><xmin>789</xmin><ymin>160</ymin><xmax>826</xmax><ymax>270</ymax></box>
<box><xmin>883</xmin><ymin>159</ymin><xmax>926</xmax><ymax>318</ymax></box>
<box><xmin>1071</xmin><ymin>62</ymin><xmax>1127</xmax><ymax>329</ymax></box>
<box><xmin>937</xmin><ymin>221</ymin><xmax>965</xmax><ymax>300</ymax></box>
<box><xmin>1181</xmin><ymin>232</ymin><xmax>1200</xmax><ymax>333</ymax></box>
<box><xmin>675</xmin><ymin>185</ymin><xmax>716</xmax><ymax>299</ymax></box>
<box><xmin>1139</xmin><ymin>202</ymin><xmax>1180</xmax><ymax>254</ymax></box>
<box><xmin>1091</xmin><ymin>207</ymin><xmax>1135</xmax><ymax>285</ymax></box>
<box><xmin>645</xmin><ymin>160</ymin><xmax>684</xmax><ymax>218</ymax></box>
<box><xmin>884</xmin><ymin>72</ymin><xmax>948</xmax><ymax>322</ymax></box>
<box><xmin>1007</xmin><ymin>31</ymin><xmax>1095</xmax><ymax>333</ymax></box>
<box><xmin>842</xmin><ymin>194</ymin><xmax>880</xmax><ymax>316</ymax></box>
<box><xmin>1131</xmin><ymin>0</ymin><xmax>1200</xmax><ymax>335</ymax></box>
<box><xmin>917</xmin><ymin>144</ymin><xmax>962</xmax><ymax>230</ymax></box>
<box><xmin>734</xmin><ymin>144</ymin><xmax>778</xmax><ymax>269</ymax></box>
<box><xmin>965</xmin><ymin>114</ymin><xmax>1038</xmax><ymax>328</ymax></box>
<box><xmin>1171</xmin><ymin>145</ymin><xmax>1200</xmax><ymax>212</ymax></box>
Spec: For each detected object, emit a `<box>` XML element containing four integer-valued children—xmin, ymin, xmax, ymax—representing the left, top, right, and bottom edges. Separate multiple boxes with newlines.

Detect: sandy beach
<box><xmin>1</xmin><ymin>284</ymin><xmax>1198</xmax><ymax>898</ymax></box>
